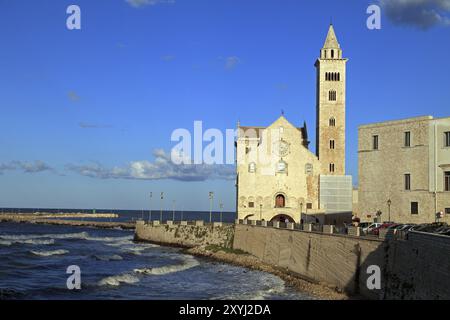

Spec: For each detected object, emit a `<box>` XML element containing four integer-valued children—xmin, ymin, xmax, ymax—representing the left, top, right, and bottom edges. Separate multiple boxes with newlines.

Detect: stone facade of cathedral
<box><xmin>235</xmin><ymin>25</ymin><xmax>352</xmax><ymax>223</ymax></box>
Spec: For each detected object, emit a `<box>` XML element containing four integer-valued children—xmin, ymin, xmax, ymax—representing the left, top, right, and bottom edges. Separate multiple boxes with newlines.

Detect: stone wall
<box><xmin>233</xmin><ymin>224</ymin><xmax>450</xmax><ymax>299</ymax></box>
<box><xmin>358</xmin><ymin>116</ymin><xmax>450</xmax><ymax>224</ymax></box>
<box><xmin>383</xmin><ymin>231</ymin><xmax>450</xmax><ymax>299</ymax></box>
<box><xmin>134</xmin><ymin>221</ymin><xmax>235</xmax><ymax>248</ymax></box>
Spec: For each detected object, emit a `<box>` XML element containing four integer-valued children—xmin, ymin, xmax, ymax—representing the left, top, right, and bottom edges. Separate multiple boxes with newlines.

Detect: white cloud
<box><xmin>224</xmin><ymin>56</ymin><xmax>241</xmax><ymax>70</ymax></box>
<box><xmin>0</xmin><ymin>161</ymin><xmax>54</xmax><ymax>174</ymax></box>
<box><xmin>66</xmin><ymin>149</ymin><xmax>235</xmax><ymax>182</ymax></box>
<box><xmin>380</xmin><ymin>0</ymin><xmax>450</xmax><ymax>29</ymax></box>
<box><xmin>125</xmin><ymin>0</ymin><xmax>175</xmax><ymax>8</ymax></box>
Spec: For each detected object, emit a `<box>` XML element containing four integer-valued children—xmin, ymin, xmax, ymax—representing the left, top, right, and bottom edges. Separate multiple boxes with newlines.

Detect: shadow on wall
<box><xmin>343</xmin><ymin>231</ymin><xmax>450</xmax><ymax>299</ymax></box>
<box><xmin>233</xmin><ymin>224</ymin><xmax>450</xmax><ymax>300</ymax></box>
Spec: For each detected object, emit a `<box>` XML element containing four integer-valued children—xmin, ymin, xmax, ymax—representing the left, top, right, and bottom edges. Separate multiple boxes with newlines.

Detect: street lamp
<box><xmin>387</xmin><ymin>199</ymin><xmax>392</xmax><ymax>222</ymax></box>
<box><xmin>172</xmin><ymin>200</ymin><xmax>176</xmax><ymax>221</ymax></box>
<box><xmin>220</xmin><ymin>203</ymin><xmax>224</xmax><ymax>223</ymax></box>
<box><xmin>148</xmin><ymin>192</ymin><xmax>152</xmax><ymax>223</ymax></box>
<box><xmin>209</xmin><ymin>192</ymin><xmax>214</xmax><ymax>223</ymax></box>
<box><xmin>299</xmin><ymin>202</ymin><xmax>303</xmax><ymax>224</ymax></box>
<box><xmin>160</xmin><ymin>192</ymin><xmax>164</xmax><ymax>222</ymax></box>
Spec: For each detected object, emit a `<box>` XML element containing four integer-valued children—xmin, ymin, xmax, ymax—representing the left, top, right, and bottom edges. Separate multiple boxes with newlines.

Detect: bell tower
<box><xmin>315</xmin><ymin>24</ymin><xmax>347</xmax><ymax>175</ymax></box>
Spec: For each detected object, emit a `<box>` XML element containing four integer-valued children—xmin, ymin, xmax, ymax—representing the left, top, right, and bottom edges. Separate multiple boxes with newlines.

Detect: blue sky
<box><xmin>1</xmin><ymin>0</ymin><xmax>449</xmax><ymax>211</ymax></box>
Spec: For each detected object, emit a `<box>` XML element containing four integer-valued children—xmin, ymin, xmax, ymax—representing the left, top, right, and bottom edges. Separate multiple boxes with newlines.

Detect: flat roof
<box><xmin>358</xmin><ymin>115</ymin><xmax>433</xmax><ymax>129</ymax></box>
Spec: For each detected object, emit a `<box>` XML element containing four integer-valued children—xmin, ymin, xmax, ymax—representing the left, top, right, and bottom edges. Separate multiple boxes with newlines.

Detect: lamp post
<box><xmin>300</xmin><ymin>202</ymin><xmax>303</xmax><ymax>224</ymax></box>
<box><xmin>259</xmin><ymin>203</ymin><xmax>262</xmax><ymax>221</ymax></box>
<box><xmin>160</xmin><ymin>192</ymin><xmax>164</xmax><ymax>222</ymax></box>
<box><xmin>387</xmin><ymin>199</ymin><xmax>392</xmax><ymax>222</ymax></box>
<box><xmin>220</xmin><ymin>203</ymin><xmax>224</xmax><ymax>223</ymax></box>
<box><xmin>148</xmin><ymin>192</ymin><xmax>152</xmax><ymax>223</ymax></box>
<box><xmin>209</xmin><ymin>192</ymin><xmax>214</xmax><ymax>223</ymax></box>
<box><xmin>172</xmin><ymin>200</ymin><xmax>176</xmax><ymax>221</ymax></box>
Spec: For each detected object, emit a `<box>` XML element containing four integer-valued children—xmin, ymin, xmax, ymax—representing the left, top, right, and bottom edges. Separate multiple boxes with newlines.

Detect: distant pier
<box><xmin>0</xmin><ymin>213</ymin><xmax>134</xmax><ymax>230</ymax></box>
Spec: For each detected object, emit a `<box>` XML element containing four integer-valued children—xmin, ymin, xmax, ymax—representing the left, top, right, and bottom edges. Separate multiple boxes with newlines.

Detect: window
<box><xmin>329</xmin><ymin>163</ymin><xmax>335</xmax><ymax>173</ymax></box>
<box><xmin>330</xmin><ymin>140</ymin><xmax>335</xmax><ymax>149</ymax></box>
<box><xmin>329</xmin><ymin>118</ymin><xmax>336</xmax><ymax>127</ymax></box>
<box><xmin>445</xmin><ymin>208</ymin><xmax>450</xmax><ymax>215</ymax></box>
<box><xmin>277</xmin><ymin>160</ymin><xmax>287</xmax><ymax>173</ymax></box>
<box><xmin>445</xmin><ymin>132</ymin><xmax>450</xmax><ymax>147</ymax></box>
<box><xmin>325</xmin><ymin>72</ymin><xmax>340</xmax><ymax>82</ymax></box>
<box><xmin>373</xmin><ymin>135</ymin><xmax>379</xmax><ymax>150</ymax></box>
<box><xmin>404</xmin><ymin>131</ymin><xmax>411</xmax><ymax>147</ymax></box>
<box><xmin>306</xmin><ymin>203</ymin><xmax>313</xmax><ymax>209</ymax></box>
<box><xmin>305</xmin><ymin>163</ymin><xmax>313</xmax><ymax>175</ymax></box>
<box><xmin>248</xmin><ymin>202</ymin><xmax>254</xmax><ymax>208</ymax></box>
<box><xmin>248</xmin><ymin>162</ymin><xmax>256</xmax><ymax>173</ymax></box>
<box><xmin>404</xmin><ymin>174</ymin><xmax>411</xmax><ymax>190</ymax></box>
<box><xmin>445</xmin><ymin>171</ymin><xmax>450</xmax><ymax>192</ymax></box>
<box><xmin>329</xmin><ymin>90</ymin><xmax>336</xmax><ymax>101</ymax></box>
<box><xmin>331</xmin><ymin>49</ymin><xmax>334</xmax><ymax>58</ymax></box>
<box><xmin>275</xmin><ymin>194</ymin><xmax>285</xmax><ymax>208</ymax></box>
<box><xmin>411</xmin><ymin>202</ymin><xmax>419</xmax><ymax>215</ymax></box>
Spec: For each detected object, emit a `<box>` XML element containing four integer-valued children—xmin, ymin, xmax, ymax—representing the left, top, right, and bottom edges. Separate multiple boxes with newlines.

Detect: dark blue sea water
<box><xmin>0</xmin><ymin>222</ymin><xmax>312</xmax><ymax>300</ymax></box>
<box><xmin>0</xmin><ymin>208</ymin><xmax>236</xmax><ymax>223</ymax></box>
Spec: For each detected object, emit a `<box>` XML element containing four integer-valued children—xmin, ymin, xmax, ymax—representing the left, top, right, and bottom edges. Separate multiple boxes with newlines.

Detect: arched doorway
<box><xmin>270</xmin><ymin>214</ymin><xmax>295</xmax><ymax>223</ymax></box>
<box><xmin>275</xmin><ymin>194</ymin><xmax>285</xmax><ymax>208</ymax></box>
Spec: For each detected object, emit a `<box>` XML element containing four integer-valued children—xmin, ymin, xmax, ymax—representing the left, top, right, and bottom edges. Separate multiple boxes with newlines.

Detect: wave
<box><xmin>93</xmin><ymin>254</ymin><xmax>123</xmax><ymax>261</ymax></box>
<box><xmin>215</xmin><ymin>274</ymin><xmax>286</xmax><ymax>300</ymax></box>
<box><xmin>0</xmin><ymin>232</ymin><xmax>133</xmax><ymax>245</ymax></box>
<box><xmin>133</xmin><ymin>255</ymin><xmax>200</xmax><ymax>276</ymax></box>
<box><xmin>30</xmin><ymin>249</ymin><xmax>69</xmax><ymax>257</ymax></box>
<box><xmin>0</xmin><ymin>238</ymin><xmax>55</xmax><ymax>246</ymax></box>
<box><xmin>0</xmin><ymin>232</ymin><xmax>88</xmax><ymax>241</ymax></box>
<box><xmin>97</xmin><ymin>255</ymin><xmax>200</xmax><ymax>288</ymax></box>
<box><xmin>98</xmin><ymin>273</ymin><xmax>140</xmax><ymax>286</ymax></box>
<box><xmin>84</xmin><ymin>235</ymin><xmax>134</xmax><ymax>243</ymax></box>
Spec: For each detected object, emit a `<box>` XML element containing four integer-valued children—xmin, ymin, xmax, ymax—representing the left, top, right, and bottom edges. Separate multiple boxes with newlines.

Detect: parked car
<box><xmin>359</xmin><ymin>222</ymin><xmax>371</xmax><ymax>230</ymax></box>
<box><xmin>396</xmin><ymin>224</ymin><xmax>415</xmax><ymax>232</ymax></box>
<box><xmin>371</xmin><ymin>222</ymin><xmax>396</xmax><ymax>235</ymax></box>
<box><xmin>364</xmin><ymin>223</ymin><xmax>382</xmax><ymax>234</ymax></box>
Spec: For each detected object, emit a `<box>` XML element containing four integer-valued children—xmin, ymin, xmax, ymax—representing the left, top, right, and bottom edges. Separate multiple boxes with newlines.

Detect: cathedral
<box><xmin>235</xmin><ymin>25</ymin><xmax>353</xmax><ymax>224</ymax></box>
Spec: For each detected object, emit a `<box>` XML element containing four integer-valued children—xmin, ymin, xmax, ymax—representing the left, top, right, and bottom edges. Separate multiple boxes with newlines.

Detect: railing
<box><xmin>235</xmin><ymin>219</ymin><xmax>393</xmax><ymax>241</ymax></box>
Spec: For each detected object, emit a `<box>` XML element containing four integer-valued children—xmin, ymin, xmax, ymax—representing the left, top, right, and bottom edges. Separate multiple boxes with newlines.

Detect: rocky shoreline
<box><xmin>185</xmin><ymin>245</ymin><xmax>350</xmax><ymax>300</ymax></box>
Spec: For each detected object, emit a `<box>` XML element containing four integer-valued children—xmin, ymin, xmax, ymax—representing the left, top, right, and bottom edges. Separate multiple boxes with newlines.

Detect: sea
<box><xmin>0</xmin><ymin>209</ymin><xmax>313</xmax><ymax>300</ymax></box>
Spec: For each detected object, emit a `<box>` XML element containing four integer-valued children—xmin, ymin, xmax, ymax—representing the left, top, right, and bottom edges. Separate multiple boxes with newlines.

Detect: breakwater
<box><xmin>0</xmin><ymin>215</ymin><xmax>134</xmax><ymax>230</ymax></box>
<box><xmin>134</xmin><ymin>220</ymin><xmax>234</xmax><ymax>248</ymax></box>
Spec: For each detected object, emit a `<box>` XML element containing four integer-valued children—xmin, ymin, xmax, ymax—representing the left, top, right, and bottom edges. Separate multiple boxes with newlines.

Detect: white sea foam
<box><xmin>216</xmin><ymin>275</ymin><xmax>286</xmax><ymax>300</ymax></box>
<box><xmin>0</xmin><ymin>232</ymin><xmax>133</xmax><ymax>244</ymax></box>
<box><xmin>0</xmin><ymin>232</ymin><xmax>89</xmax><ymax>242</ymax></box>
<box><xmin>98</xmin><ymin>273</ymin><xmax>140</xmax><ymax>286</ymax></box>
<box><xmin>84</xmin><ymin>235</ymin><xmax>134</xmax><ymax>243</ymax></box>
<box><xmin>133</xmin><ymin>255</ymin><xmax>200</xmax><ymax>276</ymax></box>
<box><xmin>94</xmin><ymin>254</ymin><xmax>123</xmax><ymax>261</ymax></box>
<box><xmin>0</xmin><ymin>238</ymin><xmax>55</xmax><ymax>246</ymax></box>
<box><xmin>30</xmin><ymin>249</ymin><xmax>69</xmax><ymax>256</ymax></box>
